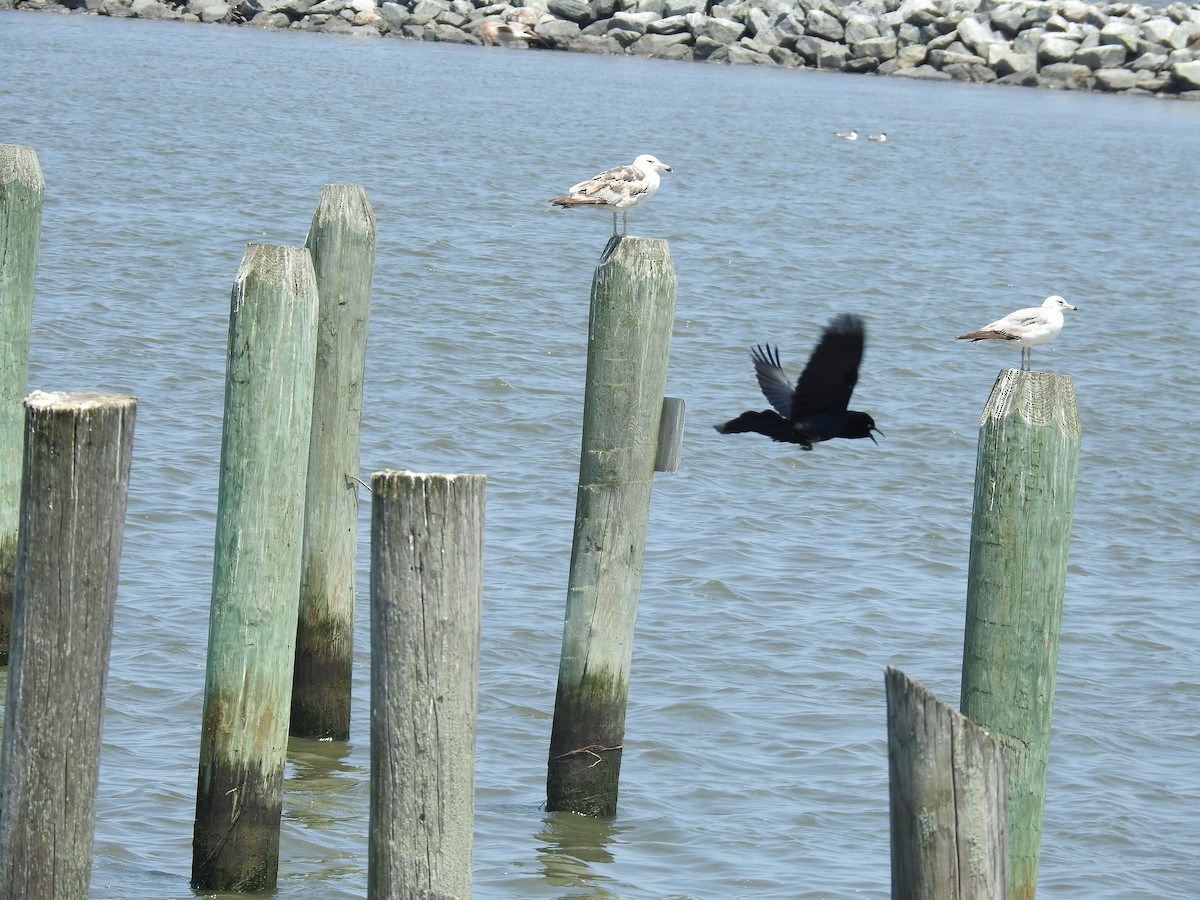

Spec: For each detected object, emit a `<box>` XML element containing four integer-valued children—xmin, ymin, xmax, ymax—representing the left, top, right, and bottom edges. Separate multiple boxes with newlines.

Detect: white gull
<box><xmin>868</xmin><ymin>133</ymin><xmax>887</xmax><ymax>142</ymax></box>
<box><xmin>956</xmin><ymin>295</ymin><xmax>1079</xmax><ymax>370</ymax></box>
<box><xmin>835</xmin><ymin>130</ymin><xmax>858</xmax><ymax>141</ymax></box>
<box><xmin>548</xmin><ymin>154</ymin><xmax>672</xmax><ymax>236</ymax></box>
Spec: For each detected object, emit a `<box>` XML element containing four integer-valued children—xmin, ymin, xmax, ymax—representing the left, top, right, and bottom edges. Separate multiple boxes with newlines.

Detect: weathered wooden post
<box><xmin>369</xmin><ymin>471</ymin><xmax>484</xmax><ymax>900</ymax></box>
<box><xmin>0</xmin><ymin>391</ymin><xmax>136</xmax><ymax>898</ymax></box>
<box><xmin>291</xmin><ymin>184</ymin><xmax>376</xmax><ymax>741</ymax></box>
<box><xmin>959</xmin><ymin>369</ymin><xmax>1080</xmax><ymax>900</ymax></box>
<box><xmin>192</xmin><ymin>244</ymin><xmax>318</xmax><ymax>892</ymax></box>
<box><xmin>546</xmin><ymin>236</ymin><xmax>678</xmax><ymax>816</ymax></box>
<box><xmin>0</xmin><ymin>144</ymin><xmax>44</xmax><ymax>664</ymax></box>
<box><xmin>886</xmin><ymin>667</ymin><xmax>1006</xmax><ymax>900</ymax></box>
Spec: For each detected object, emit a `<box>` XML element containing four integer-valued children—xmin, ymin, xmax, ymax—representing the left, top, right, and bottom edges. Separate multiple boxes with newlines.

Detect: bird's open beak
<box><xmin>869</xmin><ymin>428</ymin><xmax>884</xmax><ymax>445</ymax></box>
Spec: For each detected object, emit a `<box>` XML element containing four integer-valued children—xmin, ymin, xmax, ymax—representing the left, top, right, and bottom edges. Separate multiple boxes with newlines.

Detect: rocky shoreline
<box><xmin>9</xmin><ymin>0</ymin><xmax>1200</xmax><ymax>98</ymax></box>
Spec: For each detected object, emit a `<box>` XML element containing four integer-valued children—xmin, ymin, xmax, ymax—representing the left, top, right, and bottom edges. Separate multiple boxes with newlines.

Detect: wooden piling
<box><xmin>368</xmin><ymin>471</ymin><xmax>483</xmax><ymax>900</ymax></box>
<box><xmin>291</xmin><ymin>184</ymin><xmax>376</xmax><ymax>741</ymax></box>
<box><xmin>192</xmin><ymin>244</ymin><xmax>318</xmax><ymax>892</ymax></box>
<box><xmin>546</xmin><ymin>236</ymin><xmax>677</xmax><ymax>817</ymax></box>
<box><xmin>0</xmin><ymin>144</ymin><xmax>44</xmax><ymax>664</ymax></box>
<box><xmin>886</xmin><ymin>667</ymin><xmax>1006</xmax><ymax>900</ymax></box>
<box><xmin>0</xmin><ymin>391</ymin><xmax>136</xmax><ymax>898</ymax></box>
<box><xmin>959</xmin><ymin>369</ymin><xmax>1080</xmax><ymax>900</ymax></box>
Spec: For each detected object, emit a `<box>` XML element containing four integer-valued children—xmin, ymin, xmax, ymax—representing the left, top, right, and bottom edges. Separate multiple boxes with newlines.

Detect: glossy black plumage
<box><xmin>714</xmin><ymin>313</ymin><xmax>881</xmax><ymax>450</ymax></box>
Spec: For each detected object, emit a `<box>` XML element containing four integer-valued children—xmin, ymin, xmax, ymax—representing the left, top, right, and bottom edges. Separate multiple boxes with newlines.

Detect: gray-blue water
<box><xmin>2</xmin><ymin>10</ymin><xmax>1199</xmax><ymax>898</ymax></box>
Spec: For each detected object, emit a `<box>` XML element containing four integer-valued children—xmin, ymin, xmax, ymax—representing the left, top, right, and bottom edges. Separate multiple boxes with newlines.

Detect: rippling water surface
<box><xmin>3</xmin><ymin>11</ymin><xmax>1199</xmax><ymax>898</ymax></box>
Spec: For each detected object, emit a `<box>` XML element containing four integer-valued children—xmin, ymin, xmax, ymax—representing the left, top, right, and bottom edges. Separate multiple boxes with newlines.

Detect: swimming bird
<box><xmin>868</xmin><ymin>133</ymin><xmax>888</xmax><ymax>142</ymax></box>
<box><xmin>956</xmin><ymin>295</ymin><xmax>1078</xmax><ymax>371</ymax></box>
<box><xmin>835</xmin><ymin>130</ymin><xmax>858</xmax><ymax>141</ymax></box>
<box><xmin>714</xmin><ymin>313</ymin><xmax>881</xmax><ymax>450</ymax></box>
<box><xmin>547</xmin><ymin>154</ymin><xmax>672</xmax><ymax>236</ymax></box>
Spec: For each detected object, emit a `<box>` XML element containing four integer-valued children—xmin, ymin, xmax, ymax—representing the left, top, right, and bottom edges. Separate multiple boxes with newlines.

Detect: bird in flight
<box><xmin>547</xmin><ymin>154</ymin><xmax>672</xmax><ymax>236</ymax></box>
<box><xmin>956</xmin><ymin>295</ymin><xmax>1078</xmax><ymax>370</ymax></box>
<box><xmin>714</xmin><ymin>313</ymin><xmax>881</xmax><ymax>451</ymax></box>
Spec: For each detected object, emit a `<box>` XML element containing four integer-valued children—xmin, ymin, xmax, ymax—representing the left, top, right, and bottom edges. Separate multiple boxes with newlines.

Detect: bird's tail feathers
<box><xmin>548</xmin><ymin>196</ymin><xmax>606</xmax><ymax>207</ymax></box>
<box><xmin>956</xmin><ymin>330</ymin><xmax>1017</xmax><ymax>342</ymax></box>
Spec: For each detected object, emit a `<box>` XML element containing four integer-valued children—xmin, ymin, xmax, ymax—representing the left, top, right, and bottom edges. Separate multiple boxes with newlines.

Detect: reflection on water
<box><xmin>535</xmin><ymin>810</ymin><xmax>623</xmax><ymax>893</ymax></box>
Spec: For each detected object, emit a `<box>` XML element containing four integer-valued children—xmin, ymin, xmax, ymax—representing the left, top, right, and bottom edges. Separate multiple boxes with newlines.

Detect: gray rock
<box><xmin>548</xmin><ymin>0</ymin><xmax>592</xmax><ymax>24</ymax></box>
<box><xmin>894</xmin><ymin>42</ymin><xmax>928</xmax><ymax>67</ymax></box>
<box><xmin>896</xmin><ymin>0</ymin><xmax>940</xmax><ymax>28</ymax></box>
<box><xmin>692</xmin><ymin>35</ymin><xmax>726</xmax><ymax>58</ymax></box>
<box><xmin>695</xmin><ymin>16</ymin><xmax>746</xmax><ymax>44</ymax></box>
<box><xmin>536</xmin><ymin>18</ymin><xmax>583</xmax><ymax>45</ymax></box>
<box><xmin>647</xmin><ymin>14</ymin><xmax>689</xmax><ymax>33</ymax></box>
<box><xmin>1166</xmin><ymin>21</ymin><xmax>1200</xmax><ymax>51</ymax></box>
<box><xmin>607</xmin><ymin>27</ymin><xmax>643</xmax><ymax>45</ymax></box>
<box><xmin>572</xmin><ymin>33</ymin><xmax>624</xmax><ymax>52</ymax></box>
<box><xmin>1074</xmin><ymin>42</ymin><xmax>1126</xmax><ymax>68</ymax></box>
<box><xmin>988</xmin><ymin>46</ymin><xmax>1035</xmax><ymax>75</ymax></box>
<box><xmin>892</xmin><ymin>63</ymin><xmax>954</xmax><ymax>79</ymax></box>
<box><xmin>1140</xmin><ymin>16</ymin><xmax>1175</xmax><ymax>45</ymax></box>
<box><xmin>957</xmin><ymin>17</ymin><xmax>997</xmax><ymax>56</ymax></box>
<box><xmin>249</xmin><ymin>9</ymin><xmax>290</xmax><ymax>25</ymax></box>
<box><xmin>852</xmin><ymin>35</ymin><xmax>898</xmax><ymax>60</ymax></box>
<box><xmin>1038</xmin><ymin>34</ymin><xmax>1082</xmax><ymax>64</ymax></box>
<box><xmin>1099</xmin><ymin>20</ymin><xmax>1140</xmax><ymax>53</ymax></box>
<box><xmin>988</xmin><ymin>3</ymin><xmax>1025</xmax><ymax>38</ymax></box>
<box><xmin>1172</xmin><ymin>58</ymin><xmax>1200</xmax><ymax>88</ymax></box>
<box><xmin>1093</xmin><ymin>66</ymin><xmax>1140</xmax><ymax>89</ymax></box>
<box><xmin>611</xmin><ymin>10</ymin><xmax>659</xmax><ymax>33</ymax></box>
<box><xmin>380</xmin><ymin>2</ymin><xmax>407</xmax><ymax>28</ymax></box>
<box><xmin>727</xmin><ymin>43</ymin><xmax>774</xmax><ymax>64</ymax></box>
<box><xmin>1131</xmin><ymin>50</ymin><xmax>1168</xmax><ymax>70</ymax></box>
<box><xmin>1037</xmin><ymin>61</ymin><xmax>1094</xmax><ymax>89</ymax></box>
<box><xmin>663</xmin><ymin>0</ymin><xmax>704</xmax><ymax>14</ymax></box>
<box><xmin>929</xmin><ymin>47</ymin><xmax>985</xmax><ymax>67</ymax></box>
<box><xmin>844</xmin><ymin>13</ymin><xmax>880</xmax><ymax>43</ymax></box>
<box><xmin>408</xmin><ymin>0</ymin><xmax>445</xmax><ymax>25</ymax></box>
<box><xmin>794</xmin><ymin>35</ymin><xmax>849</xmax><ymax>68</ymax></box>
<box><xmin>806</xmin><ymin>9</ymin><xmax>844</xmax><ymax>41</ymax></box>
<box><xmin>631</xmin><ymin>31</ymin><xmax>694</xmax><ymax>55</ymax></box>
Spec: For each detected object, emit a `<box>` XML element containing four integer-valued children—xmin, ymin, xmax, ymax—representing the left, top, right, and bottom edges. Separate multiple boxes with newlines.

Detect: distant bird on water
<box><xmin>956</xmin><ymin>295</ymin><xmax>1078</xmax><ymax>371</ymax></box>
<box><xmin>714</xmin><ymin>313</ymin><xmax>882</xmax><ymax>451</ymax></box>
<box><xmin>835</xmin><ymin>130</ymin><xmax>858</xmax><ymax>141</ymax></box>
<box><xmin>868</xmin><ymin>132</ymin><xmax>888</xmax><ymax>142</ymax></box>
<box><xmin>547</xmin><ymin>154</ymin><xmax>672</xmax><ymax>236</ymax></box>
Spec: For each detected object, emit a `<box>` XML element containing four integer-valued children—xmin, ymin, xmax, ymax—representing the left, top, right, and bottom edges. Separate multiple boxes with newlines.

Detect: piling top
<box><xmin>373</xmin><ymin>469</ymin><xmax>486</xmax><ymax>484</ymax></box>
<box><xmin>981</xmin><ymin>369</ymin><xmax>1079</xmax><ymax>434</ymax></box>
<box><xmin>0</xmin><ymin>144</ymin><xmax>44</xmax><ymax>188</ymax></box>
<box><xmin>25</xmin><ymin>390</ymin><xmax>136</xmax><ymax>412</ymax></box>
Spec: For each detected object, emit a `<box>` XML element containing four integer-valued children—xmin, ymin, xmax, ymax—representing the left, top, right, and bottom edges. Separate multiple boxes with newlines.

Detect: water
<box><xmin>2</xmin><ymin>11</ymin><xmax>1199</xmax><ymax>898</ymax></box>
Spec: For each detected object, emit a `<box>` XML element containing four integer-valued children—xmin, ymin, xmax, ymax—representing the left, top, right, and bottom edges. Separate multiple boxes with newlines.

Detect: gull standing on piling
<box><xmin>714</xmin><ymin>314</ymin><xmax>882</xmax><ymax>451</ymax></box>
<box><xmin>956</xmin><ymin>295</ymin><xmax>1078</xmax><ymax>370</ymax></box>
<box><xmin>548</xmin><ymin>154</ymin><xmax>672</xmax><ymax>236</ymax></box>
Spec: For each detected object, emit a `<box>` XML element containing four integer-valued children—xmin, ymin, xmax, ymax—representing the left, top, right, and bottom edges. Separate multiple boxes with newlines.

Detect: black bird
<box><xmin>714</xmin><ymin>313</ymin><xmax>881</xmax><ymax>450</ymax></box>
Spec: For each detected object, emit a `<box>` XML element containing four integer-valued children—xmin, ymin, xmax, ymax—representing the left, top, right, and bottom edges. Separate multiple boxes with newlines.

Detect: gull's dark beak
<box><xmin>869</xmin><ymin>427</ymin><xmax>883</xmax><ymax>445</ymax></box>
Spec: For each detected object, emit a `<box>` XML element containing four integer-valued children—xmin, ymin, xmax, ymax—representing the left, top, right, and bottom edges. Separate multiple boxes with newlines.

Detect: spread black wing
<box><xmin>751</xmin><ymin>344</ymin><xmax>795</xmax><ymax>418</ymax></box>
<box><xmin>790</xmin><ymin>314</ymin><xmax>865</xmax><ymax>420</ymax></box>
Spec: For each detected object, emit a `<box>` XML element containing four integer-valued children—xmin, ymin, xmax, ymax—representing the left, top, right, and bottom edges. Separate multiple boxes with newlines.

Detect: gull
<box><xmin>835</xmin><ymin>130</ymin><xmax>858</xmax><ymax>141</ymax></box>
<box><xmin>868</xmin><ymin>133</ymin><xmax>888</xmax><ymax>142</ymax></box>
<box><xmin>956</xmin><ymin>295</ymin><xmax>1079</xmax><ymax>371</ymax></box>
<box><xmin>478</xmin><ymin>18</ymin><xmax>543</xmax><ymax>46</ymax></box>
<box><xmin>714</xmin><ymin>314</ymin><xmax>882</xmax><ymax>451</ymax></box>
<box><xmin>548</xmin><ymin>154</ymin><xmax>672</xmax><ymax>236</ymax></box>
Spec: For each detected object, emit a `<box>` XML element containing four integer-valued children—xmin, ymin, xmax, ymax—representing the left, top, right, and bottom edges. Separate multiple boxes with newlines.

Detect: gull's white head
<box><xmin>1043</xmin><ymin>295</ymin><xmax>1078</xmax><ymax>312</ymax></box>
<box><xmin>634</xmin><ymin>154</ymin><xmax>672</xmax><ymax>173</ymax></box>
